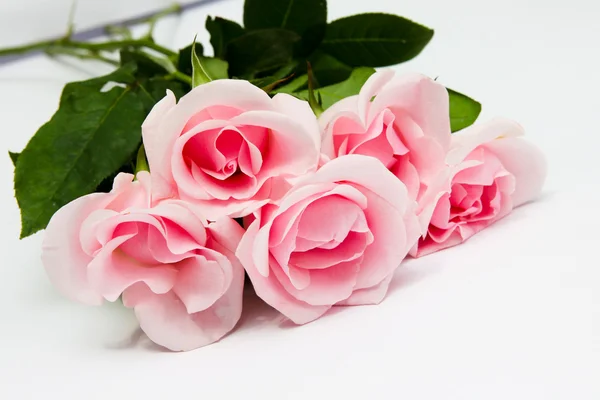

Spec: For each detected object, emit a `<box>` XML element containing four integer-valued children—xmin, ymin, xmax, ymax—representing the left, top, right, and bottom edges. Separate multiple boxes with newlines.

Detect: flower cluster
<box><xmin>41</xmin><ymin>71</ymin><xmax>546</xmax><ymax>351</ymax></box>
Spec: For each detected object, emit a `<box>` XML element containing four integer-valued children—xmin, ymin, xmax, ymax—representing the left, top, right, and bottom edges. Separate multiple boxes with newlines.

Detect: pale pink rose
<box><xmin>411</xmin><ymin>118</ymin><xmax>547</xmax><ymax>257</ymax></box>
<box><xmin>319</xmin><ymin>70</ymin><xmax>451</xmax><ymax>232</ymax></box>
<box><xmin>41</xmin><ymin>172</ymin><xmax>245</xmax><ymax>351</ymax></box>
<box><xmin>142</xmin><ymin>80</ymin><xmax>321</xmax><ymax>219</ymax></box>
<box><xmin>236</xmin><ymin>155</ymin><xmax>420</xmax><ymax>324</ymax></box>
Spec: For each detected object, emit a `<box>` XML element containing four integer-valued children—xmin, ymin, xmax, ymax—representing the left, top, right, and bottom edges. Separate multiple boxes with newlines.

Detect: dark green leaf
<box><xmin>9</xmin><ymin>151</ymin><xmax>20</xmax><ymax>167</ymax></box>
<box><xmin>177</xmin><ymin>42</ymin><xmax>204</xmax><ymax>76</ymax></box>
<box><xmin>249</xmin><ymin>62</ymin><xmax>298</xmax><ymax>91</ymax></box>
<box><xmin>226</xmin><ymin>29</ymin><xmax>301</xmax><ymax>77</ymax></box>
<box><xmin>206</xmin><ymin>16</ymin><xmax>245</xmax><ymax>58</ymax></box>
<box><xmin>321</xmin><ymin>13</ymin><xmax>433</xmax><ymax>67</ymax></box>
<box><xmin>136</xmin><ymin>78</ymin><xmax>188</xmax><ymax>111</ymax></box>
<box><xmin>120</xmin><ymin>50</ymin><xmax>174</xmax><ymax>76</ymax></box>
<box><xmin>308</xmin><ymin>51</ymin><xmax>353</xmax><ymax>86</ymax></box>
<box><xmin>448</xmin><ymin>89</ymin><xmax>482</xmax><ymax>132</ymax></box>
<box><xmin>244</xmin><ymin>0</ymin><xmax>327</xmax><ymax>36</ymax></box>
<box><xmin>14</xmin><ymin>65</ymin><xmax>149</xmax><ymax>238</ymax></box>
<box><xmin>294</xmin><ymin>67</ymin><xmax>375</xmax><ymax>109</ymax></box>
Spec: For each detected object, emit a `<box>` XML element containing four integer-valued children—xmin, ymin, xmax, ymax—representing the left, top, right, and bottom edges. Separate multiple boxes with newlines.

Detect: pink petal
<box><xmin>337</xmin><ymin>273</ymin><xmax>394</xmax><ymax>306</ymax></box>
<box><xmin>231</xmin><ymin>110</ymin><xmax>320</xmax><ymax>178</ymax></box>
<box><xmin>296</xmin><ymin>192</ymin><xmax>366</xmax><ymax>242</ymax></box>
<box><xmin>87</xmin><ymin>233</ymin><xmax>178</xmax><ymax>301</ymax></box>
<box><xmin>172</xmin><ymin>251</ymin><xmax>230</xmax><ymax>314</ymax></box>
<box><xmin>289</xmin><ymin>231</ymin><xmax>370</xmax><ymax>269</ymax></box>
<box><xmin>42</xmin><ymin>193</ymin><xmax>114</xmax><ymax>305</ymax></box>
<box><xmin>357</xmin><ymin>69</ymin><xmax>396</xmax><ymax>119</ymax></box>
<box><xmin>236</xmin><ymin>224</ymin><xmax>330</xmax><ymax>324</ymax></box>
<box><xmin>206</xmin><ymin>216</ymin><xmax>246</xmax><ymax>255</ymax></box>
<box><xmin>272</xmin><ymin>93</ymin><xmax>321</xmax><ymax>150</ymax></box>
<box><xmin>318</xmin><ymin>96</ymin><xmax>360</xmax><ymax>159</ymax></box>
<box><xmin>447</xmin><ymin>118</ymin><xmax>524</xmax><ymax>165</ymax></box>
<box><xmin>141</xmin><ymin>90</ymin><xmax>176</xmax><ymax>182</ymax></box>
<box><xmin>484</xmin><ymin>137</ymin><xmax>547</xmax><ymax>207</ymax></box>
<box><xmin>302</xmin><ymin>154</ymin><xmax>413</xmax><ymax>217</ymax></box>
<box><xmin>354</xmin><ymin>187</ymin><xmax>417</xmax><ymax>289</ymax></box>
<box><xmin>123</xmin><ymin>250</ymin><xmax>244</xmax><ymax>351</ymax></box>
<box><xmin>271</xmin><ymin>258</ymin><xmax>360</xmax><ymax>306</ymax></box>
<box><xmin>368</xmin><ymin>73</ymin><xmax>451</xmax><ymax>151</ymax></box>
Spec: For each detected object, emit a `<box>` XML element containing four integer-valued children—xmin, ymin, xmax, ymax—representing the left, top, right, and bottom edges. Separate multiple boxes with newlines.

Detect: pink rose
<box><xmin>142</xmin><ymin>80</ymin><xmax>321</xmax><ymax>218</ymax></box>
<box><xmin>412</xmin><ymin>118</ymin><xmax>547</xmax><ymax>257</ymax></box>
<box><xmin>319</xmin><ymin>70</ymin><xmax>451</xmax><ymax>231</ymax></box>
<box><xmin>236</xmin><ymin>155</ymin><xmax>420</xmax><ymax>324</ymax></box>
<box><xmin>41</xmin><ymin>172</ymin><xmax>245</xmax><ymax>351</ymax></box>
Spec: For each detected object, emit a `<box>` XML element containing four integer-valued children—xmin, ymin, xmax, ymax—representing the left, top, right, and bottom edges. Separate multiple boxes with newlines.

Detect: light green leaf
<box><xmin>448</xmin><ymin>89</ymin><xmax>482</xmax><ymax>132</ymax></box>
<box><xmin>321</xmin><ymin>13</ymin><xmax>433</xmax><ymax>67</ymax></box>
<box><xmin>273</xmin><ymin>74</ymin><xmax>308</xmax><ymax>94</ymax></box>
<box><xmin>294</xmin><ymin>67</ymin><xmax>375</xmax><ymax>110</ymax></box>
<box><xmin>191</xmin><ymin>39</ymin><xmax>211</xmax><ymax>87</ymax></box>
<box><xmin>192</xmin><ymin>38</ymin><xmax>229</xmax><ymax>87</ymax></box>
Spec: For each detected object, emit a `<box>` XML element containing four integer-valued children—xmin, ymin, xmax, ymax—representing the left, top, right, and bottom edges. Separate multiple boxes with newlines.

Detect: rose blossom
<box><xmin>319</xmin><ymin>70</ymin><xmax>451</xmax><ymax>231</ymax></box>
<box><xmin>236</xmin><ymin>155</ymin><xmax>420</xmax><ymax>324</ymax></box>
<box><xmin>41</xmin><ymin>172</ymin><xmax>245</xmax><ymax>351</ymax></box>
<box><xmin>142</xmin><ymin>79</ymin><xmax>321</xmax><ymax>219</ymax></box>
<box><xmin>411</xmin><ymin>118</ymin><xmax>547</xmax><ymax>257</ymax></box>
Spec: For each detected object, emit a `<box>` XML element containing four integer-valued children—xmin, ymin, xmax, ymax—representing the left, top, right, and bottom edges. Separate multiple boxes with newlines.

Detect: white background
<box><xmin>0</xmin><ymin>0</ymin><xmax>599</xmax><ymax>399</ymax></box>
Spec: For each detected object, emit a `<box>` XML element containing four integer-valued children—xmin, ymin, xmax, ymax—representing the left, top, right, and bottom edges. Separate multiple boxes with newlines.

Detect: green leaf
<box><xmin>9</xmin><ymin>151</ymin><xmax>20</xmax><ymax>167</ymax></box>
<box><xmin>138</xmin><ymin>78</ymin><xmax>188</xmax><ymax>108</ymax></box>
<box><xmin>14</xmin><ymin>65</ymin><xmax>149</xmax><ymax>238</ymax></box>
<box><xmin>244</xmin><ymin>0</ymin><xmax>327</xmax><ymax>36</ymax></box>
<box><xmin>226</xmin><ymin>29</ymin><xmax>301</xmax><ymax>77</ymax></box>
<box><xmin>249</xmin><ymin>62</ymin><xmax>298</xmax><ymax>91</ymax></box>
<box><xmin>192</xmin><ymin>39</ymin><xmax>229</xmax><ymax>86</ymax></box>
<box><xmin>191</xmin><ymin>40</ymin><xmax>211</xmax><ymax>87</ymax></box>
<box><xmin>308</xmin><ymin>51</ymin><xmax>352</xmax><ymax>86</ymax></box>
<box><xmin>273</xmin><ymin>74</ymin><xmax>308</xmax><ymax>94</ymax></box>
<box><xmin>448</xmin><ymin>89</ymin><xmax>482</xmax><ymax>132</ymax></box>
<box><xmin>294</xmin><ymin>67</ymin><xmax>375</xmax><ymax>109</ymax></box>
<box><xmin>320</xmin><ymin>13</ymin><xmax>433</xmax><ymax>67</ymax></box>
<box><xmin>120</xmin><ymin>50</ymin><xmax>175</xmax><ymax>75</ymax></box>
<box><xmin>177</xmin><ymin>42</ymin><xmax>204</xmax><ymax>76</ymax></box>
<box><xmin>206</xmin><ymin>16</ymin><xmax>244</xmax><ymax>58</ymax></box>
<box><xmin>201</xmin><ymin>57</ymin><xmax>229</xmax><ymax>80</ymax></box>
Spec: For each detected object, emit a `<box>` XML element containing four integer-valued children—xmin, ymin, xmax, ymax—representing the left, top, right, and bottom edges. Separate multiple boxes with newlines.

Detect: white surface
<box><xmin>0</xmin><ymin>0</ymin><xmax>599</xmax><ymax>399</ymax></box>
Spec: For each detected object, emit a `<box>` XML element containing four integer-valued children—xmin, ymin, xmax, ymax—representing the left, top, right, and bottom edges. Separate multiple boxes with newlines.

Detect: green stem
<box><xmin>45</xmin><ymin>47</ymin><xmax>119</xmax><ymax>66</ymax></box>
<box><xmin>144</xmin><ymin>3</ymin><xmax>183</xmax><ymax>39</ymax></box>
<box><xmin>0</xmin><ymin>39</ymin><xmax>56</xmax><ymax>57</ymax></box>
<box><xmin>168</xmin><ymin>71</ymin><xmax>193</xmax><ymax>85</ymax></box>
<box><xmin>0</xmin><ymin>37</ymin><xmax>177</xmax><ymax>59</ymax></box>
<box><xmin>68</xmin><ymin>39</ymin><xmax>177</xmax><ymax>57</ymax></box>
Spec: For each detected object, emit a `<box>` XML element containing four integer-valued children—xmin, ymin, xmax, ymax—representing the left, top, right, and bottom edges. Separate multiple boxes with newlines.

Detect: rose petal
<box><xmin>336</xmin><ymin>273</ymin><xmax>394</xmax><ymax>306</ymax></box>
<box><xmin>484</xmin><ymin>137</ymin><xmax>547</xmax><ymax>207</ymax></box>
<box><xmin>42</xmin><ymin>193</ymin><xmax>114</xmax><ymax>305</ymax></box>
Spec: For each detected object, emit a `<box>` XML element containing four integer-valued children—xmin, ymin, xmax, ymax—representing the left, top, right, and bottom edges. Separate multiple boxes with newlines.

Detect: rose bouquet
<box><xmin>4</xmin><ymin>0</ymin><xmax>546</xmax><ymax>351</ymax></box>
